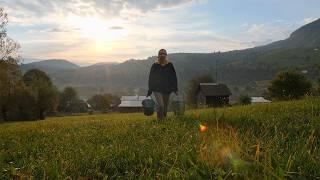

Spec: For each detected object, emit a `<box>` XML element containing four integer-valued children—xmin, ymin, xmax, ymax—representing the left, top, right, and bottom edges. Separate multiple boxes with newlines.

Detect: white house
<box><xmin>118</xmin><ymin>95</ymin><xmax>151</xmax><ymax>112</ymax></box>
<box><xmin>251</xmin><ymin>97</ymin><xmax>272</xmax><ymax>104</ymax></box>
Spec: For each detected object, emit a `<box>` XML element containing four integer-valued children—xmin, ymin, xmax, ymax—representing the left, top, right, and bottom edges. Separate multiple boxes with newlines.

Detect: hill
<box><xmin>20</xmin><ymin>59</ymin><xmax>80</xmax><ymax>74</ymax></box>
<box><xmin>285</xmin><ymin>18</ymin><xmax>320</xmax><ymax>48</ymax></box>
<box><xmin>0</xmin><ymin>98</ymin><xmax>319</xmax><ymax>178</ymax></box>
<box><xmin>20</xmin><ymin>19</ymin><xmax>320</xmax><ymax>98</ymax></box>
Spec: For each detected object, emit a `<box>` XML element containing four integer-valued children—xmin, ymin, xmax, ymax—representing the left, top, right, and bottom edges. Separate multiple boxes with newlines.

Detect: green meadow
<box><xmin>0</xmin><ymin>98</ymin><xmax>320</xmax><ymax>179</ymax></box>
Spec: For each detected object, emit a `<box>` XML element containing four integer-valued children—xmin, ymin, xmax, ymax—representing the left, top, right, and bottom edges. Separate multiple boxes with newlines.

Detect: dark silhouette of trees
<box><xmin>58</xmin><ymin>87</ymin><xmax>89</xmax><ymax>113</ymax></box>
<box><xmin>239</xmin><ymin>95</ymin><xmax>251</xmax><ymax>105</ymax></box>
<box><xmin>88</xmin><ymin>94</ymin><xmax>120</xmax><ymax>111</ymax></box>
<box><xmin>23</xmin><ymin>69</ymin><xmax>59</xmax><ymax>120</ymax></box>
<box><xmin>268</xmin><ymin>70</ymin><xmax>312</xmax><ymax>100</ymax></box>
<box><xmin>0</xmin><ymin>8</ymin><xmax>87</xmax><ymax>121</ymax></box>
<box><xmin>58</xmin><ymin>87</ymin><xmax>79</xmax><ymax>113</ymax></box>
<box><xmin>0</xmin><ymin>59</ymin><xmax>23</xmax><ymax>121</ymax></box>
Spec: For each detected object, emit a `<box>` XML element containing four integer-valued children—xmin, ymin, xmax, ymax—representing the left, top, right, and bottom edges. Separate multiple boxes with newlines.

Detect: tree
<box><xmin>317</xmin><ymin>65</ymin><xmax>320</xmax><ymax>95</ymax></box>
<box><xmin>23</xmin><ymin>69</ymin><xmax>59</xmax><ymax>120</ymax></box>
<box><xmin>0</xmin><ymin>58</ymin><xmax>36</xmax><ymax>121</ymax></box>
<box><xmin>268</xmin><ymin>70</ymin><xmax>312</xmax><ymax>100</ymax></box>
<box><xmin>0</xmin><ymin>8</ymin><xmax>23</xmax><ymax>121</ymax></box>
<box><xmin>318</xmin><ymin>78</ymin><xmax>320</xmax><ymax>95</ymax></box>
<box><xmin>0</xmin><ymin>8</ymin><xmax>20</xmax><ymax>61</ymax></box>
<box><xmin>88</xmin><ymin>94</ymin><xmax>110</xmax><ymax>111</ymax></box>
<box><xmin>186</xmin><ymin>74</ymin><xmax>215</xmax><ymax>106</ymax></box>
<box><xmin>58</xmin><ymin>87</ymin><xmax>89</xmax><ymax>113</ymax></box>
<box><xmin>87</xmin><ymin>94</ymin><xmax>119</xmax><ymax>111</ymax></box>
<box><xmin>0</xmin><ymin>57</ymin><xmax>23</xmax><ymax>121</ymax></box>
<box><xmin>13</xmin><ymin>85</ymin><xmax>36</xmax><ymax>120</ymax></box>
<box><xmin>239</xmin><ymin>95</ymin><xmax>251</xmax><ymax>105</ymax></box>
<box><xmin>23</xmin><ymin>69</ymin><xmax>52</xmax><ymax>86</ymax></box>
<box><xmin>58</xmin><ymin>87</ymin><xmax>79</xmax><ymax>113</ymax></box>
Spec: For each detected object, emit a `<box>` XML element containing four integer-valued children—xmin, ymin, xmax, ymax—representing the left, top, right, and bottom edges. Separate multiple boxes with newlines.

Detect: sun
<box><xmin>66</xmin><ymin>15</ymin><xmax>127</xmax><ymax>44</ymax></box>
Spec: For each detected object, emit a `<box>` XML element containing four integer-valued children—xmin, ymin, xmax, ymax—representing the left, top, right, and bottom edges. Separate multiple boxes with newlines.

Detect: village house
<box><xmin>196</xmin><ymin>83</ymin><xmax>232</xmax><ymax>108</ymax></box>
<box><xmin>251</xmin><ymin>97</ymin><xmax>272</xmax><ymax>104</ymax></box>
<box><xmin>118</xmin><ymin>95</ymin><xmax>151</xmax><ymax>113</ymax></box>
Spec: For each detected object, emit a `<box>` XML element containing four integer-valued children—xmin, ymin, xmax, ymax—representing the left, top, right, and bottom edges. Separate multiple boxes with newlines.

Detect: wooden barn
<box><xmin>196</xmin><ymin>83</ymin><xmax>232</xmax><ymax>108</ymax></box>
<box><xmin>118</xmin><ymin>95</ymin><xmax>151</xmax><ymax>113</ymax></box>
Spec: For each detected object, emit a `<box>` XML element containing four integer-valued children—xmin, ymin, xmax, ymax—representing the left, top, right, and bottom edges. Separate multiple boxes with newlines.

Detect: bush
<box><xmin>268</xmin><ymin>70</ymin><xmax>312</xmax><ymax>100</ymax></box>
<box><xmin>239</xmin><ymin>95</ymin><xmax>251</xmax><ymax>105</ymax></box>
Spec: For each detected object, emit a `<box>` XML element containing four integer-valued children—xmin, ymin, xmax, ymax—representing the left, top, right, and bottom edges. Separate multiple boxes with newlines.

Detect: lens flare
<box><xmin>199</xmin><ymin>124</ymin><xmax>208</xmax><ymax>132</ymax></box>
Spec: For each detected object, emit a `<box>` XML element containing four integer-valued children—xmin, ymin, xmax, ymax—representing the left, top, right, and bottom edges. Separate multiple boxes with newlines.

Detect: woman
<box><xmin>147</xmin><ymin>49</ymin><xmax>178</xmax><ymax>120</ymax></box>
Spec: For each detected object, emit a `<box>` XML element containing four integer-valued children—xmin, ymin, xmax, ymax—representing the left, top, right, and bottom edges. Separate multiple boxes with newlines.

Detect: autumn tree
<box><xmin>0</xmin><ymin>8</ymin><xmax>22</xmax><ymax>121</ymax></box>
<box><xmin>23</xmin><ymin>69</ymin><xmax>59</xmax><ymax>120</ymax></box>
<box><xmin>0</xmin><ymin>58</ymin><xmax>22</xmax><ymax>121</ymax></box>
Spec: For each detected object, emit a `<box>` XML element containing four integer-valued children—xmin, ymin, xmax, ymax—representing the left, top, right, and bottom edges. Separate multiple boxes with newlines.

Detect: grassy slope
<box><xmin>1</xmin><ymin>98</ymin><xmax>320</xmax><ymax>179</ymax></box>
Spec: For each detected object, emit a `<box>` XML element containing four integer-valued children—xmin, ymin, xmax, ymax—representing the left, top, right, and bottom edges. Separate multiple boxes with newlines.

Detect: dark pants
<box><xmin>151</xmin><ymin>92</ymin><xmax>170</xmax><ymax>120</ymax></box>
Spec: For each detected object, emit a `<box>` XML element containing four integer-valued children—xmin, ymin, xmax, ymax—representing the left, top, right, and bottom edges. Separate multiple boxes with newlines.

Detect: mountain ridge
<box><xmin>20</xmin><ymin>19</ymin><xmax>320</xmax><ymax>98</ymax></box>
<box><xmin>21</xmin><ymin>59</ymin><xmax>79</xmax><ymax>74</ymax></box>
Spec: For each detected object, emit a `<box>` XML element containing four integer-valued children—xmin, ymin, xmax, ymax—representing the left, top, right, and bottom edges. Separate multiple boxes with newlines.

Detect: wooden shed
<box><xmin>196</xmin><ymin>83</ymin><xmax>232</xmax><ymax>108</ymax></box>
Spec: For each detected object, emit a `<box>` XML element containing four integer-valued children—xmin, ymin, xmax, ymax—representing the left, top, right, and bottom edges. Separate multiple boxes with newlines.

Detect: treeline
<box><xmin>58</xmin><ymin>87</ymin><xmax>120</xmax><ymax>114</ymax></box>
<box><xmin>186</xmin><ymin>69</ymin><xmax>320</xmax><ymax>107</ymax></box>
<box><xmin>0</xmin><ymin>59</ymin><xmax>120</xmax><ymax>121</ymax></box>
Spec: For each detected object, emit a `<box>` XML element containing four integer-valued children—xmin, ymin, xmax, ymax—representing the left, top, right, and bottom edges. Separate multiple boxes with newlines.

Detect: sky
<box><xmin>1</xmin><ymin>0</ymin><xmax>319</xmax><ymax>65</ymax></box>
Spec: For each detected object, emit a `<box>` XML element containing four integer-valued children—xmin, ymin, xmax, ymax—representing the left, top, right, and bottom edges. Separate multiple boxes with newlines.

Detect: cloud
<box><xmin>246</xmin><ymin>24</ymin><xmax>267</xmax><ymax>36</ymax></box>
<box><xmin>1</xmin><ymin>0</ymin><xmax>209</xmax><ymax>63</ymax></box>
<box><xmin>2</xmin><ymin>0</ymin><xmax>200</xmax><ymax>24</ymax></box>
<box><xmin>243</xmin><ymin>18</ymin><xmax>320</xmax><ymax>47</ymax></box>
<box><xmin>2</xmin><ymin>0</ymin><xmax>305</xmax><ymax>64</ymax></box>
<box><xmin>48</xmin><ymin>27</ymin><xmax>81</xmax><ymax>33</ymax></box>
<box><xmin>301</xmin><ymin>17</ymin><xmax>318</xmax><ymax>25</ymax></box>
<box><xmin>244</xmin><ymin>23</ymin><xmax>292</xmax><ymax>46</ymax></box>
<box><xmin>109</xmin><ymin>26</ymin><xmax>124</xmax><ymax>30</ymax></box>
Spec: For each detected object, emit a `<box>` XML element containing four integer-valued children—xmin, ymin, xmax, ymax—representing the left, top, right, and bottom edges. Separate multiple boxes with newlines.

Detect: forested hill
<box><xmin>21</xmin><ymin>19</ymin><xmax>320</xmax><ymax>98</ymax></box>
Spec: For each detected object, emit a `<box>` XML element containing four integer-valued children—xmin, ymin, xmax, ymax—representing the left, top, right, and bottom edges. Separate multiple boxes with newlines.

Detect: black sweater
<box><xmin>148</xmin><ymin>62</ymin><xmax>178</xmax><ymax>95</ymax></box>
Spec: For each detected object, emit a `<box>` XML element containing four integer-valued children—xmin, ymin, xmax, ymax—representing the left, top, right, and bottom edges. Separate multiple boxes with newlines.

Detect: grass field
<box><xmin>0</xmin><ymin>98</ymin><xmax>320</xmax><ymax>179</ymax></box>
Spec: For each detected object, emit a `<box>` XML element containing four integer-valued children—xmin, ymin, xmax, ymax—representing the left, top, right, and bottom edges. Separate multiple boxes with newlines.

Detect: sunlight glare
<box><xmin>67</xmin><ymin>15</ymin><xmax>127</xmax><ymax>44</ymax></box>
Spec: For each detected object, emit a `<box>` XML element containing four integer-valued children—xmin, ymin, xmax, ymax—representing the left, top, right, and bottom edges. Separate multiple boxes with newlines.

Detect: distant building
<box><xmin>118</xmin><ymin>95</ymin><xmax>151</xmax><ymax>113</ymax></box>
<box><xmin>196</xmin><ymin>83</ymin><xmax>232</xmax><ymax>108</ymax></box>
<box><xmin>251</xmin><ymin>97</ymin><xmax>271</xmax><ymax>104</ymax></box>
